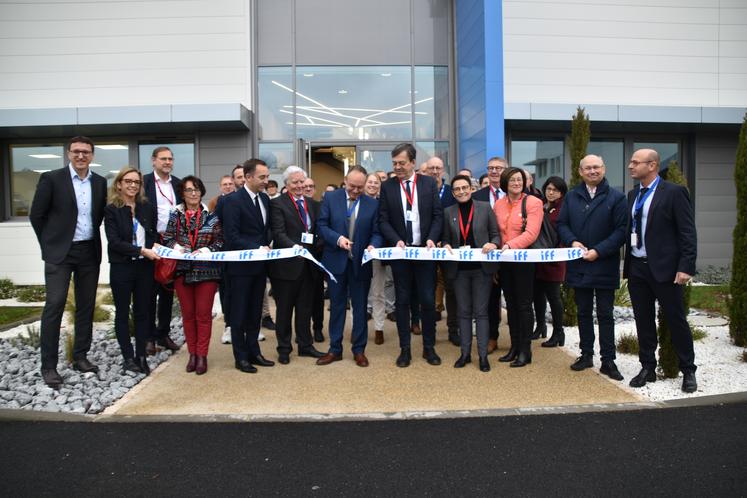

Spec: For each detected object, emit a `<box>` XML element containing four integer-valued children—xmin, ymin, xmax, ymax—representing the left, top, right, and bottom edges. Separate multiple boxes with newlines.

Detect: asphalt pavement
<box><xmin>2</xmin><ymin>399</ymin><xmax>746</xmax><ymax>496</ymax></box>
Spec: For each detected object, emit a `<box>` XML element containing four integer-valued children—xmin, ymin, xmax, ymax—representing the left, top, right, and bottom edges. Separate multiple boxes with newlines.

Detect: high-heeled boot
<box><xmin>541</xmin><ymin>329</ymin><xmax>565</xmax><ymax>348</ymax></box>
<box><xmin>531</xmin><ymin>323</ymin><xmax>547</xmax><ymax>340</ymax></box>
<box><xmin>510</xmin><ymin>346</ymin><xmax>532</xmax><ymax>367</ymax></box>
<box><xmin>195</xmin><ymin>356</ymin><xmax>208</xmax><ymax>375</ymax></box>
<box><xmin>136</xmin><ymin>356</ymin><xmax>150</xmax><ymax>375</ymax></box>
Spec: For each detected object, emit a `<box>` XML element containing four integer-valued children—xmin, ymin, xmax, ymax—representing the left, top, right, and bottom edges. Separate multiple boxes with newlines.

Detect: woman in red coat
<box><xmin>532</xmin><ymin>176</ymin><xmax>568</xmax><ymax>347</ymax></box>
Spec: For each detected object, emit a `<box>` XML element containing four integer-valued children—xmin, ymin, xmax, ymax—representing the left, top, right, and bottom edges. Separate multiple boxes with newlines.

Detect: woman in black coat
<box><xmin>104</xmin><ymin>167</ymin><xmax>160</xmax><ymax>375</ymax></box>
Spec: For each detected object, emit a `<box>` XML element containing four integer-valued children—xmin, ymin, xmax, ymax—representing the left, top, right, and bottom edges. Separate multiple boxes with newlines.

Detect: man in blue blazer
<box><xmin>624</xmin><ymin>148</ymin><xmax>698</xmax><ymax>393</ymax></box>
<box><xmin>221</xmin><ymin>159</ymin><xmax>275</xmax><ymax>373</ymax></box>
<box><xmin>379</xmin><ymin>143</ymin><xmax>443</xmax><ymax>367</ymax></box>
<box><xmin>317</xmin><ymin>166</ymin><xmax>383</xmax><ymax>367</ymax></box>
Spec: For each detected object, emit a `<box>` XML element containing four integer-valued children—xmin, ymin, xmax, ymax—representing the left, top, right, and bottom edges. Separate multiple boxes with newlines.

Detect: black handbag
<box><xmin>521</xmin><ymin>196</ymin><xmax>558</xmax><ymax>249</ymax></box>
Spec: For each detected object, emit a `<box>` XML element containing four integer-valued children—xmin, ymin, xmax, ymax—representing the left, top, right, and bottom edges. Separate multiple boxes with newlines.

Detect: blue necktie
<box><xmin>296</xmin><ymin>199</ymin><xmax>307</xmax><ymax>228</ymax></box>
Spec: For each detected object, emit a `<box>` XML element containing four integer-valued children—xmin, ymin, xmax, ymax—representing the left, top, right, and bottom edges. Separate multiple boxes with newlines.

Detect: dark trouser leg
<box><xmin>311</xmin><ymin>270</ymin><xmax>324</xmax><ymax>334</ymax></box>
<box><xmin>229</xmin><ymin>274</ymin><xmax>266</xmax><ymax>362</ymax></box>
<box><xmin>272</xmin><ymin>278</ymin><xmax>296</xmax><ymax>355</ymax></box>
<box><xmin>546</xmin><ymin>282</ymin><xmax>564</xmax><ymax>332</ymax></box>
<box><xmin>410</xmin><ymin>285</ymin><xmax>421</xmax><ymax>327</ymax></box>
<box><xmin>502</xmin><ymin>266</ymin><xmax>519</xmax><ymax>348</ymax></box>
<box><xmin>453</xmin><ymin>271</ymin><xmax>474</xmax><ymax>355</ymax></box>
<box><xmin>487</xmin><ymin>277</ymin><xmax>501</xmax><ymax>341</ymax></box>
<box><xmin>71</xmin><ymin>249</ymin><xmax>100</xmax><ymax>360</ymax></box>
<box><xmin>219</xmin><ymin>270</ymin><xmax>230</xmax><ymax>326</ymax></box>
<box><xmin>327</xmin><ymin>265</ymin><xmax>349</xmax><ymax>355</ymax></box>
<box><xmin>512</xmin><ymin>263</ymin><xmax>535</xmax><ymax>351</ymax></box>
<box><xmin>574</xmin><ymin>287</ymin><xmax>596</xmax><ymax>357</ymax></box>
<box><xmin>349</xmin><ymin>272</ymin><xmax>370</xmax><ymax>355</ymax></box>
<box><xmin>392</xmin><ymin>260</ymin><xmax>413</xmax><ymax>349</ymax></box>
<box><xmin>40</xmin><ymin>260</ymin><xmax>74</xmax><ymax>369</ymax></box>
<box><xmin>151</xmin><ymin>284</ymin><xmax>174</xmax><ymax>340</ymax></box>
<box><xmin>596</xmin><ymin>288</ymin><xmax>616</xmax><ymax>361</ymax></box>
<box><xmin>110</xmin><ymin>263</ymin><xmax>136</xmax><ymax>360</ymax></box>
<box><xmin>292</xmin><ymin>264</ymin><xmax>315</xmax><ymax>350</ymax></box>
<box><xmin>132</xmin><ymin>260</ymin><xmax>154</xmax><ymax>358</ymax></box>
<box><xmin>472</xmin><ymin>271</ymin><xmax>493</xmax><ymax>358</ymax></box>
<box><xmin>533</xmin><ymin>279</ymin><xmax>548</xmax><ymax>333</ymax></box>
<box><xmin>444</xmin><ymin>272</ymin><xmax>458</xmax><ymax>334</ymax></box>
<box><xmin>653</xmin><ymin>279</ymin><xmax>696</xmax><ymax>373</ymax></box>
<box><xmin>628</xmin><ymin>259</ymin><xmax>658</xmax><ymax>370</ymax></box>
<box><xmin>415</xmin><ymin>261</ymin><xmax>437</xmax><ymax>348</ymax></box>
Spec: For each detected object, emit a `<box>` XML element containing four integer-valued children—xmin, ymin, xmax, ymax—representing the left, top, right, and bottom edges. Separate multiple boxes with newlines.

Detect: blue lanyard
<box><xmin>346</xmin><ymin>197</ymin><xmax>360</xmax><ymax>219</ymax></box>
<box><xmin>632</xmin><ymin>176</ymin><xmax>659</xmax><ymax>229</ymax></box>
<box><xmin>438</xmin><ymin>184</ymin><xmax>445</xmax><ymax>200</ymax></box>
<box><xmin>132</xmin><ymin>217</ymin><xmax>139</xmax><ymax>245</ymax></box>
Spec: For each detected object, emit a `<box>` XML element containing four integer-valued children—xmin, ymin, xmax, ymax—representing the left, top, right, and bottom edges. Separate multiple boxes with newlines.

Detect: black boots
<box><xmin>541</xmin><ymin>329</ymin><xmax>565</xmax><ymax>347</ymax></box>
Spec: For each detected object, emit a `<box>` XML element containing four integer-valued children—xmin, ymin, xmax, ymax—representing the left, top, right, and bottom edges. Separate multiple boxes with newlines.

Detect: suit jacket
<box><xmin>104</xmin><ymin>201</ymin><xmax>157</xmax><ymax>263</ymax></box>
<box><xmin>623</xmin><ymin>179</ymin><xmax>697</xmax><ymax>283</ymax></box>
<box><xmin>318</xmin><ymin>189</ymin><xmax>383</xmax><ymax>280</ymax></box>
<box><xmin>221</xmin><ymin>188</ymin><xmax>272</xmax><ymax>276</ymax></box>
<box><xmin>268</xmin><ymin>194</ymin><xmax>322</xmax><ymax>281</ymax></box>
<box><xmin>142</xmin><ymin>172</ymin><xmax>182</xmax><ymax>231</ymax></box>
<box><xmin>378</xmin><ymin>173</ymin><xmax>443</xmax><ymax>246</ymax></box>
<box><xmin>441</xmin><ymin>200</ymin><xmax>501</xmax><ymax>280</ymax></box>
<box><xmin>29</xmin><ymin>166</ymin><xmax>107</xmax><ymax>264</ymax></box>
<box><xmin>439</xmin><ymin>182</ymin><xmax>456</xmax><ymax>209</ymax></box>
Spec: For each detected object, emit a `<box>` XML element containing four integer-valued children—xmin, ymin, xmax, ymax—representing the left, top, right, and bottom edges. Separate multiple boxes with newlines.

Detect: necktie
<box><xmin>348</xmin><ymin>198</ymin><xmax>357</xmax><ymax>258</ymax></box>
<box><xmin>405</xmin><ymin>180</ymin><xmax>413</xmax><ymax>245</ymax></box>
<box><xmin>296</xmin><ymin>198</ymin><xmax>308</xmax><ymax>228</ymax></box>
<box><xmin>253</xmin><ymin>194</ymin><xmax>264</xmax><ymax>225</ymax></box>
<box><xmin>634</xmin><ymin>187</ymin><xmax>649</xmax><ymax>248</ymax></box>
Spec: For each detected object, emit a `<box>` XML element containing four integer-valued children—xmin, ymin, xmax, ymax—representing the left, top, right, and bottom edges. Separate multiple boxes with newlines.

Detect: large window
<box><xmin>257</xmin><ymin>67</ymin><xmax>294</xmax><ymax>141</ymax></box>
<box><xmin>634</xmin><ymin>142</ymin><xmax>679</xmax><ymax>171</ymax></box>
<box><xmin>138</xmin><ymin>142</ymin><xmax>195</xmax><ymax>180</ymax></box>
<box><xmin>588</xmin><ymin>139</ymin><xmax>625</xmax><ymax>192</ymax></box>
<box><xmin>510</xmin><ymin>139</ymin><xmax>564</xmax><ymax>192</ymax></box>
<box><xmin>258</xmin><ymin>142</ymin><xmax>294</xmax><ymax>182</ymax></box>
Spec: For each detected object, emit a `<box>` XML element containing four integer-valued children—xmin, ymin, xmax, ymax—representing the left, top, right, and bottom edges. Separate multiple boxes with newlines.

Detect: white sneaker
<box><xmin>258</xmin><ymin>332</ymin><xmax>266</xmax><ymax>341</ymax></box>
<box><xmin>221</xmin><ymin>327</ymin><xmax>232</xmax><ymax>344</ymax></box>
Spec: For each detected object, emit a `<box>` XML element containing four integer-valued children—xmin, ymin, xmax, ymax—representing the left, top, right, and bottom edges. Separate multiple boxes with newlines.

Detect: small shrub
<box><xmin>616</xmin><ymin>333</ymin><xmax>639</xmax><ymax>355</ymax></box>
<box><xmin>691</xmin><ymin>327</ymin><xmax>708</xmax><ymax>342</ymax></box>
<box><xmin>0</xmin><ymin>278</ymin><xmax>15</xmax><ymax>299</ymax></box>
<box><xmin>696</xmin><ymin>265</ymin><xmax>731</xmax><ymax>285</ymax></box>
<box><xmin>615</xmin><ymin>279</ymin><xmax>631</xmax><ymax>307</ymax></box>
<box><xmin>93</xmin><ymin>305</ymin><xmax>110</xmax><ymax>323</ymax></box>
<box><xmin>64</xmin><ymin>331</ymin><xmax>74</xmax><ymax>363</ymax></box>
<box><xmin>16</xmin><ymin>286</ymin><xmax>46</xmax><ymax>303</ymax></box>
<box><xmin>101</xmin><ymin>290</ymin><xmax>114</xmax><ymax>306</ymax></box>
<box><xmin>10</xmin><ymin>324</ymin><xmax>41</xmax><ymax>349</ymax></box>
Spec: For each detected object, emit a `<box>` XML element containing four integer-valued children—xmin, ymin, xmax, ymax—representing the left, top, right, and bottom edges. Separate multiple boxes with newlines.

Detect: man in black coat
<box><xmin>379</xmin><ymin>143</ymin><xmax>443</xmax><ymax>367</ymax></box>
<box><xmin>30</xmin><ymin>136</ymin><xmax>107</xmax><ymax>387</ymax></box>
<box><xmin>142</xmin><ymin>146</ymin><xmax>182</xmax><ymax>354</ymax></box>
<box><xmin>624</xmin><ymin>148</ymin><xmax>698</xmax><ymax>393</ymax></box>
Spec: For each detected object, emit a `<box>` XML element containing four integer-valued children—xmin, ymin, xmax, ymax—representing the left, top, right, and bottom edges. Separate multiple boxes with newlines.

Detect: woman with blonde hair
<box><xmin>104</xmin><ymin>166</ymin><xmax>161</xmax><ymax>374</ymax></box>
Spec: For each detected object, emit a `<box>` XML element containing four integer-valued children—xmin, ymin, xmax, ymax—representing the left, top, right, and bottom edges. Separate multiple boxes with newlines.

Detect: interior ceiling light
<box><xmin>380</xmin><ymin>73</ymin><xmax>392</xmax><ymax>77</ymax></box>
<box><xmin>303</xmin><ymin>73</ymin><xmax>315</xmax><ymax>77</ymax></box>
<box><xmin>29</xmin><ymin>154</ymin><xmax>61</xmax><ymax>159</ymax></box>
<box><xmin>89</xmin><ymin>163</ymin><xmax>102</xmax><ymax>167</ymax></box>
<box><xmin>97</xmin><ymin>145</ymin><xmax>128</xmax><ymax>150</ymax></box>
<box><xmin>338</xmin><ymin>89</ymin><xmax>348</xmax><ymax>94</ymax></box>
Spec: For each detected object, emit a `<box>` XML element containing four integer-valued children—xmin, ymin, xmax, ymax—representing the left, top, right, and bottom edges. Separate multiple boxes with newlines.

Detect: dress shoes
<box><xmin>510</xmin><ymin>351</ymin><xmax>532</xmax><ymax>368</ymax></box>
<box><xmin>422</xmin><ymin>347</ymin><xmax>442</xmax><ymax>366</ymax></box>
<box><xmin>41</xmin><ymin>368</ymin><xmax>63</xmax><ymax>388</ymax></box>
<box><xmin>396</xmin><ymin>348</ymin><xmax>412</xmax><ymax>367</ymax></box>
<box><xmin>410</xmin><ymin>324</ymin><xmax>421</xmax><ymax>335</ymax></box>
<box><xmin>145</xmin><ymin>340</ymin><xmax>156</xmax><ymax>356</ymax></box>
<box><xmin>570</xmin><ymin>353</ymin><xmax>594</xmax><ymax>371</ymax></box>
<box><xmin>681</xmin><ymin>372</ymin><xmax>697</xmax><ymax>393</ymax></box>
<box><xmin>158</xmin><ymin>336</ymin><xmax>180</xmax><ymax>352</ymax></box>
<box><xmin>479</xmin><ymin>356</ymin><xmax>490</xmax><ymax>372</ymax></box>
<box><xmin>453</xmin><ymin>354</ymin><xmax>472</xmax><ymax>368</ymax></box>
<box><xmin>316</xmin><ymin>352</ymin><xmax>343</xmax><ymax>365</ymax></box>
<box><xmin>195</xmin><ymin>356</ymin><xmax>208</xmax><ymax>375</ymax></box>
<box><xmin>541</xmin><ymin>330</ymin><xmax>565</xmax><ymax>348</ymax></box>
<box><xmin>72</xmin><ymin>357</ymin><xmax>99</xmax><ymax>373</ymax></box>
<box><xmin>600</xmin><ymin>360</ymin><xmax>624</xmax><ymax>381</ymax></box>
<box><xmin>137</xmin><ymin>356</ymin><xmax>150</xmax><ymax>375</ymax></box>
<box><xmin>313</xmin><ymin>330</ymin><xmax>325</xmax><ymax>343</ymax></box>
<box><xmin>298</xmin><ymin>346</ymin><xmax>324</xmax><ymax>358</ymax></box>
<box><xmin>278</xmin><ymin>353</ymin><xmax>290</xmax><ymax>364</ymax></box>
<box><xmin>629</xmin><ymin>367</ymin><xmax>657</xmax><ymax>388</ymax></box>
<box><xmin>249</xmin><ymin>355</ymin><xmax>275</xmax><ymax>367</ymax></box>
<box><xmin>261</xmin><ymin>315</ymin><xmax>276</xmax><ymax>330</ymax></box>
<box><xmin>374</xmin><ymin>330</ymin><xmax>384</xmax><ymax>345</ymax></box>
<box><xmin>123</xmin><ymin>358</ymin><xmax>142</xmax><ymax>374</ymax></box>
<box><xmin>487</xmin><ymin>339</ymin><xmax>498</xmax><ymax>354</ymax></box>
<box><xmin>498</xmin><ymin>346</ymin><xmax>518</xmax><ymax>363</ymax></box>
<box><xmin>353</xmin><ymin>352</ymin><xmax>369</xmax><ymax>367</ymax></box>
<box><xmin>186</xmin><ymin>354</ymin><xmax>197</xmax><ymax>373</ymax></box>
<box><xmin>235</xmin><ymin>360</ymin><xmax>257</xmax><ymax>373</ymax></box>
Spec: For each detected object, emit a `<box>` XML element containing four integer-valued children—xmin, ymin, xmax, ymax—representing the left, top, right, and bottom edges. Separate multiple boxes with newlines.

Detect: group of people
<box><xmin>30</xmin><ymin>137</ymin><xmax>698</xmax><ymax>393</ymax></box>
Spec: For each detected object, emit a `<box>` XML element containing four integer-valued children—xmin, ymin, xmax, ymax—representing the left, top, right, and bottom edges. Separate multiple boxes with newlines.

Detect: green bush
<box><xmin>16</xmin><ymin>286</ymin><xmax>46</xmax><ymax>303</ymax></box>
<box><xmin>616</xmin><ymin>333</ymin><xmax>639</xmax><ymax>355</ymax></box>
<box><xmin>691</xmin><ymin>327</ymin><xmax>708</xmax><ymax>342</ymax></box>
<box><xmin>615</xmin><ymin>280</ymin><xmax>631</xmax><ymax>307</ymax></box>
<box><xmin>730</xmin><ymin>113</ymin><xmax>747</xmax><ymax>347</ymax></box>
<box><xmin>101</xmin><ymin>290</ymin><xmax>114</xmax><ymax>306</ymax></box>
<box><xmin>10</xmin><ymin>324</ymin><xmax>41</xmax><ymax>349</ymax></box>
<box><xmin>0</xmin><ymin>278</ymin><xmax>15</xmax><ymax>299</ymax></box>
<box><xmin>93</xmin><ymin>306</ymin><xmax>110</xmax><ymax>323</ymax></box>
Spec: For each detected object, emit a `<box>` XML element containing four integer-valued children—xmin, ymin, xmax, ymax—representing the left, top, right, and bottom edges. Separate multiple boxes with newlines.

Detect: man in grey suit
<box><xmin>30</xmin><ymin>136</ymin><xmax>107</xmax><ymax>387</ymax></box>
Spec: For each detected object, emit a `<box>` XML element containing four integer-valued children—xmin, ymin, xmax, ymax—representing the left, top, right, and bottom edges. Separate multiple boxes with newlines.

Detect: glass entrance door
<box><xmin>357</xmin><ymin>144</ymin><xmax>395</xmax><ymax>175</ymax></box>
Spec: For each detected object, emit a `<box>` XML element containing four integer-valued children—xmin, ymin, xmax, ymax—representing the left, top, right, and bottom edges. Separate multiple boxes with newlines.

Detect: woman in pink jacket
<box><xmin>493</xmin><ymin>167</ymin><xmax>543</xmax><ymax>367</ymax></box>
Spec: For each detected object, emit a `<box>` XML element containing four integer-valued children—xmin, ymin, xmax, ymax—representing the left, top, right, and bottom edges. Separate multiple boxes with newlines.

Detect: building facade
<box><xmin>0</xmin><ymin>0</ymin><xmax>744</xmax><ymax>283</ymax></box>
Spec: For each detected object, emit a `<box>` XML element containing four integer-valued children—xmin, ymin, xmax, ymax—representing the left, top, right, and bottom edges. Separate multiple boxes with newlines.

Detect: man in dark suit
<box><xmin>268</xmin><ymin>166</ymin><xmax>325</xmax><ymax>364</ymax></box>
<box><xmin>221</xmin><ymin>159</ymin><xmax>275</xmax><ymax>373</ymax></box>
<box><xmin>472</xmin><ymin>156</ymin><xmax>507</xmax><ymax>353</ymax></box>
<box><xmin>142</xmin><ymin>146</ymin><xmax>182</xmax><ymax>354</ymax></box>
<box><xmin>379</xmin><ymin>143</ymin><xmax>443</xmax><ymax>367</ymax></box>
<box><xmin>624</xmin><ymin>148</ymin><xmax>698</xmax><ymax>393</ymax></box>
<box><xmin>316</xmin><ymin>165</ymin><xmax>383</xmax><ymax>367</ymax></box>
<box><xmin>30</xmin><ymin>136</ymin><xmax>107</xmax><ymax>387</ymax></box>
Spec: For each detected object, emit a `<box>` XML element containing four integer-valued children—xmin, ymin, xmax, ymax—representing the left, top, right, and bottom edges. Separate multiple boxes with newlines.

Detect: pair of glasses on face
<box><xmin>70</xmin><ymin>150</ymin><xmax>92</xmax><ymax>157</ymax></box>
<box><xmin>487</xmin><ymin>166</ymin><xmax>505</xmax><ymax>172</ymax></box>
<box><xmin>184</xmin><ymin>188</ymin><xmax>201</xmax><ymax>195</ymax></box>
<box><xmin>122</xmin><ymin>179</ymin><xmax>141</xmax><ymax>186</ymax></box>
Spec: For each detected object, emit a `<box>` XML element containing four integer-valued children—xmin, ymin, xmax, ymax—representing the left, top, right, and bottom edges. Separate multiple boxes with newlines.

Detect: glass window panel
<box><xmin>633</xmin><ymin>142</ymin><xmax>679</xmax><ymax>171</ymax></box>
<box><xmin>90</xmin><ymin>143</ymin><xmax>130</xmax><ymax>186</ymax></box>
<box><xmin>415</xmin><ymin>141</ymin><xmax>449</xmax><ymax>175</ymax></box>
<box><xmin>414</xmin><ymin>66</ymin><xmax>449</xmax><ymax>140</ymax></box>
<box><xmin>588</xmin><ymin>139</ymin><xmax>624</xmax><ymax>192</ymax></box>
<box><xmin>258</xmin><ymin>67</ymin><xmax>294</xmax><ymax>140</ymax></box>
<box><xmin>510</xmin><ymin>139</ymin><xmax>564</xmax><ymax>192</ymax></box>
<box><xmin>10</xmin><ymin>144</ymin><xmax>64</xmax><ymax>217</ymax></box>
<box><xmin>358</xmin><ymin>148</ymin><xmax>394</xmax><ymax>175</ymax></box>
<box><xmin>294</xmin><ymin>66</ymin><xmax>412</xmax><ymax>141</ymax></box>
<box><xmin>138</xmin><ymin>143</ymin><xmax>195</xmax><ymax>181</ymax></box>
<box><xmin>259</xmin><ymin>142</ymin><xmax>294</xmax><ymax>183</ymax></box>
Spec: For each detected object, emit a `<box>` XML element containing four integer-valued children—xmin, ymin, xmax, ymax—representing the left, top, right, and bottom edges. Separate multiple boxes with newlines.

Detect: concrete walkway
<box><xmin>106</xmin><ymin>308</ymin><xmax>639</xmax><ymax>418</ymax></box>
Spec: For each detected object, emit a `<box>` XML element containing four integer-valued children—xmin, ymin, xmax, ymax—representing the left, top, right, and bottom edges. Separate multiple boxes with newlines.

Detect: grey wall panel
<box><xmin>198</xmin><ymin>132</ymin><xmax>251</xmax><ymax>195</ymax></box>
<box><xmin>413</xmin><ymin>0</ymin><xmax>450</xmax><ymax>65</ymax></box>
<box><xmin>257</xmin><ymin>0</ymin><xmax>293</xmax><ymax>65</ymax></box>
<box><xmin>295</xmin><ymin>0</ymin><xmax>410</xmax><ymax>65</ymax></box>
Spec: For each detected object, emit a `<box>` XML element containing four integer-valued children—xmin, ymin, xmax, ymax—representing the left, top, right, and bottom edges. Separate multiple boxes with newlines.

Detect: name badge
<box><xmin>301</xmin><ymin>232</ymin><xmax>314</xmax><ymax>244</ymax></box>
<box><xmin>405</xmin><ymin>211</ymin><xmax>418</xmax><ymax>222</ymax></box>
<box><xmin>630</xmin><ymin>233</ymin><xmax>637</xmax><ymax>247</ymax></box>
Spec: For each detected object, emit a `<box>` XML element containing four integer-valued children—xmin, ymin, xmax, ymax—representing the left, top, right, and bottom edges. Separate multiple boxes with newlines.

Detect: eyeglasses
<box><xmin>184</xmin><ymin>188</ymin><xmax>201</xmax><ymax>194</ymax></box>
<box><xmin>629</xmin><ymin>160</ymin><xmax>654</xmax><ymax>166</ymax></box>
<box><xmin>122</xmin><ymin>179</ymin><xmax>141</xmax><ymax>186</ymax></box>
<box><xmin>487</xmin><ymin>166</ymin><xmax>505</xmax><ymax>172</ymax></box>
<box><xmin>70</xmin><ymin>150</ymin><xmax>92</xmax><ymax>156</ymax></box>
<box><xmin>452</xmin><ymin>185</ymin><xmax>471</xmax><ymax>193</ymax></box>
<box><xmin>581</xmin><ymin>165</ymin><xmax>603</xmax><ymax>172</ymax></box>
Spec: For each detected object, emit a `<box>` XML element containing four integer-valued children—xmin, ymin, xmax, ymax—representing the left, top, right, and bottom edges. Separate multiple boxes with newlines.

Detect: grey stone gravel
<box><xmin>0</xmin><ymin>317</ymin><xmax>184</xmax><ymax>415</ymax></box>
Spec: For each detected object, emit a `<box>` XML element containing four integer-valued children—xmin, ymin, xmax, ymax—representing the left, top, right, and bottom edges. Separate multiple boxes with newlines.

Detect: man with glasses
<box><xmin>473</xmin><ymin>156</ymin><xmax>507</xmax><ymax>353</ymax></box>
<box><xmin>30</xmin><ymin>136</ymin><xmax>108</xmax><ymax>387</ymax></box>
<box><xmin>143</xmin><ymin>146</ymin><xmax>182</xmax><ymax>355</ymax></box>
<box><xmin>557</xmin><ymin>154</ymin><xmax>628</xmax><ymax>381</ymax></box>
